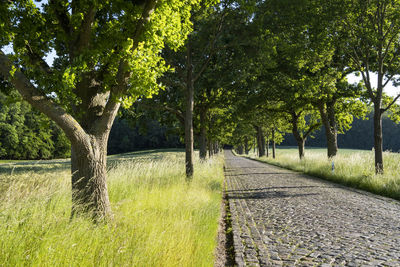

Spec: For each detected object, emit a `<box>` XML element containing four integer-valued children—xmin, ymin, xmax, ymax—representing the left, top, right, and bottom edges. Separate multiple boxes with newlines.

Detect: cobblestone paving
<box><xmin>224</xmin><ymin>151</ymin><xmax>400</xmax><ymax>266</ymax></box>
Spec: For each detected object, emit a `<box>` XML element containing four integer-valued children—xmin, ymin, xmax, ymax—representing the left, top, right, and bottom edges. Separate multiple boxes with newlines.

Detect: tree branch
<box><xmin>92</xmin><ymin>92</ymin><xmax>121</xmax><ymax>136</ymax></box>
<box><xmin>304</xmin><ymin>122</ymin><xmax>321</xmax><ymax>138</ymax></box>
<box><xmin>138</xmin><ymin>101</ymin><xmax>185</xmax><ymax>125</ymax></box>
<box><xmin>192</xmin><ymin>10</ymin><xmax>226</xmax><ymax>83</ymax></box>
<box><xmin>73</xmin><ymin>6</ymin><xmax>96</xmax><ymax>56</ymax></box>
<box><xmin>0</xmin><ymin>51</ymin><xmax>88</xmax><ymax>147</ymax></box>
<box><xmin>25</xmin><ymin>42</ymin><xmax>52</xmax><ymax>74</ymax></box>
<box><xmin>131</xmin><ymin>0</ymin><xmax>158</xmax><ymax>52</ymax></box>
<box><xmin>382</xmin><ymin>73</ymin><xmax>395</xmax><ymax>88</ymax></box>
<box><xmin>382</xmin><ymin>93</ymin><xmax>400</xmax><ymax>113</ymax></box>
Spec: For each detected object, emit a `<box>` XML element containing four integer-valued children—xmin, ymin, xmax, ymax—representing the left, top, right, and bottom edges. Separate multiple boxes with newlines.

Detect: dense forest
<box><xmin>281</xmin><ymin>112</ymin><xmax>400</xmax><ymax>152</ymax></box>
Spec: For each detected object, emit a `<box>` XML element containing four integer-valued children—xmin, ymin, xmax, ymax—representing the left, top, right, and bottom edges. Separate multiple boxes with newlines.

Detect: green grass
<box><xmin>0</xmin><ymin>149</ymin><xmax>224</xmax><ymax>266</ymax></box>
<box><xmin>244</xmin><ymin>147</ymin><xmax>400</xmax><ymax>200</ymax></box>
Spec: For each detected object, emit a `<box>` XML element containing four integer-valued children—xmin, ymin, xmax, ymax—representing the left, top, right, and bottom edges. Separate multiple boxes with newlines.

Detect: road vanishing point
<box><xmin>224</xmin><ymin>151</ymin><xmax>400</xmax><ymax>267</ymax></box>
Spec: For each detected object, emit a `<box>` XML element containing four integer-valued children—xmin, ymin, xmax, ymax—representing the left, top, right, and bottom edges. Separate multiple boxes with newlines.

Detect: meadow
<box><xmin>245</xmin><ymin>147</ymin><xmax>400</xmax><ymax>200</ymax></box>
<box><xmin>0</xmin><ymin>149</ymin><xmax>224</xmax><ymax>266</ymax></box>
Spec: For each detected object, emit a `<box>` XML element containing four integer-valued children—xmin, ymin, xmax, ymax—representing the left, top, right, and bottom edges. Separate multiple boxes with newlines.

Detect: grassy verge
<box><xmin>242</xmin><ymin>147</ymin><xmax>400</xmax><ymax>200</ymax></box>
<box><xmin>0</xmin><ymin>149</ymin><xmax>224</xmax><ymax>266</ymax></box>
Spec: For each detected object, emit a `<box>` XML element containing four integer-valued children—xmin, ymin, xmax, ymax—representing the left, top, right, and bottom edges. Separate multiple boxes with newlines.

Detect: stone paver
<box><xmin>224</xmin><ymin>150</ymin><xmax>400</xmax><ymax>266</ymax></box>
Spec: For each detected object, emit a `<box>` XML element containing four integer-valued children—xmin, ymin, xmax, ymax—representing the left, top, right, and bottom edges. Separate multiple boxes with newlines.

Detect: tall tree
<box><xmin>343</xmin><ymin>0</ymin><xmax>400</xmax><ymax>173</ymax></box>
<box><xmin>0</xmin><ymin>0</ymin><xmax>200</xmax><ymax>219</ymax></box>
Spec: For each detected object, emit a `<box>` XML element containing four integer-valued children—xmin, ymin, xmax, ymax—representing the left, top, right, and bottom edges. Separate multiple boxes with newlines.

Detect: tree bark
<box><xmin>373</xmin><ymin>103</ymin><xmax>384</xmax><ymax>174</ymax></box>
<box><xmin>272</xmin><ymin>128</ymin><xmax>276</xmax><ymax>159</ymax></box>
<box><xmin>185</xmin><ymin>38</ymin><xmax>194</xmax><ymax>179</ymax></box>
<box><xmin>291</xmin><ymin>112</ymin><xmax>306</xmax><ymax>159</ymax></box>
<box><xmin>266</xmin><ymin>138</ymin><xmax>269</xmax><ymax>157</ymax></box>
<box><xmin>214</xmin><ymin>141</ymin><xmax>219</xmax><ymax>154</ymax></box>
<box><xmin>199</xmin><ymin>109</ymin><xmax>207</xmax><ymax>161</ymax></box>
<box><xmin>296</xmin><ymin>138</ymin><xmax>306</xmax><ymax>159</ymax></box>
<box><xmin>244</xmin><ymin>136</ymin><xmax>250</xmax><ymax>154</ymax></box>
<box><xmin>237</xmin><ymin>145</ymin><xmax>244</xmax><ymax>154</ymax></box>
<box><xmin>255</xmin><ymin>126</ymin><xmax>265</xmax><ymax>157</ymax></box>
<box><xmin>71</xmin><ymin>136</ymin><xmax>111</xmax><ymax>219</ymax></box>
<box><xmin>208</xmin><ymin>139</ymin><xmax>213</xmax><ymax>157</ymax></box>
<box><xmin>0</xmin><ymin>1</ymin><xmax>159</xmax><ymax>220</ymax></box>
<box><xmin>318</xmin><ymin>101</ymin><xmax>338</xmax><ymax>158</ymax></box>
<box><xmin>0</xmin><ymin>52</ymin><xmax>120</xmax><ymax>220</ymax></box>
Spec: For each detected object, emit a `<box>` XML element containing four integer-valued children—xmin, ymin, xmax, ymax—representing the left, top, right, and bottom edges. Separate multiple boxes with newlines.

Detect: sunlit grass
<box><xmin>0</xmin><ymin>150</ymin><xmax>224</xmax><ymax>266</ymax></box>
<box><xmin>245</xmin><ymin>147</ymin><xmax>400</xmax><ymax>200</ymax></box>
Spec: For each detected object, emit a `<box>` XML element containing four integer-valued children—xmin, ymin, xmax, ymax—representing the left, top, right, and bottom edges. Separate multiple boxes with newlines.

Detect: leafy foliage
<box><xmin>0</xmin><ymin>90</ymin><xmax>70</xmax><ymax>159</ymax></box>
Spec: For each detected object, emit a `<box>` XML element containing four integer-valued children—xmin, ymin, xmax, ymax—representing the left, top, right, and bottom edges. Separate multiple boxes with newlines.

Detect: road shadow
<box><xmin>226</xmin><ymin>185</ymin><xmax>328</xmax><ymax>193</ymax></box>
<box><xmin>227</xmin><ymin>172</ymin><xmax>294</xmax><ymax>176</ymax></box>
<box><xmin>227</xmin><ymin>188</ymin><xmax>320</xmax><ymax>200</ymax></box>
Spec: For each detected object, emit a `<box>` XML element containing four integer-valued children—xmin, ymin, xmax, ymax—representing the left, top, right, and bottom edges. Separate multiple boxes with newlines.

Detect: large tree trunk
<box><xmin>0</xmin><ymin>1</ymin><xmax>160</xmax><ymax>220</ymax></box>
<box><xmin>0</xmin><ymin>53</ymin><xmax>121</xmax><ymax>220</ymax></box>
<box><xmin>199</xmin><ymin>109</ymin><xmax>207</xmax><ymax>161</ymax></box>
<box><xmin>373</xmin><ymin>103</ymin><xmax>384</xmax><ymax>174</ymax></box>
<box><xmin>185</xmin><ymin>39</ymin><xmax>194</xmax><ymax>179</ymax></box>
<box><xmin>318</xmin><ymin>101</ymin><xmax>338</xmax><ymax>158</ymax></box>
<box><xmin>71</xmin><ymin>136</ymin><xmax>111</xmax><ymax>219</ymax></box>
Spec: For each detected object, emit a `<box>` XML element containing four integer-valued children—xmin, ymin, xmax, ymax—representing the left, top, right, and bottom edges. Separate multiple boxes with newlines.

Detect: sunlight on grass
<box><xmin>0</xmin><ymin>150</ymin><xmax>224</xmax><ymax>266</ymax></box>
<box><xmin>246</xmin><ymin>148</ymin><xmax>400</xmax><ymax>200</ymax></box>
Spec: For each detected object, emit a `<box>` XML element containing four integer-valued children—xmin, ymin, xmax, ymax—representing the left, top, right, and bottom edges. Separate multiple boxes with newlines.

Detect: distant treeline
<box><xmin>107</xmin><ymin>118</ymin><xmax>183</xmax><ymax>155</ymax></box>
<box><xmin>280</xmin><ymin>113</ymin><xmax>400</xmax><ymax>152</ymax></box>
<box><xmin>0</xmin><ymin>92</ymin><xmax>182</xmax><ymax>159</ymax></box>
<box><xmin>0</xmin><ymin>92</ymin><xmax>70</xmax><ymax>160</ymax></box>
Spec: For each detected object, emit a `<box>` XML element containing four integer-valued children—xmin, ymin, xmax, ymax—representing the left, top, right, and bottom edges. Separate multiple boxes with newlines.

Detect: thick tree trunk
<box><xmin>373</xmin><ymin>104</ymin><xmax>384</xmax><ymax>174</ymax></box>
<box><xmin>71</xmin><ymin>136</ymin><xmax>111</xmax><ymax>219</ymax></box>
<box><xmin>185</xmin><ymin>39</ymin><xmax>194</xmax><ymax>179</ymax></box>
<box><xmin>272</xmin><ymin>128</ymin><xmax>276</xmax><ymax>159</ymax></box>
<box><xmin>199</xmin><ymin>110</ymin><xmax>207</xmax><ymax>161</ymax></box>
<box><xmin>0</xmin><ymin>1</ymin><xmax>159</xmax><ymax>220</ymax></box>
<box><xmin>318</xmin><ymin>102</ymin><xmax>338</xmax><ymax>158</ymax></box>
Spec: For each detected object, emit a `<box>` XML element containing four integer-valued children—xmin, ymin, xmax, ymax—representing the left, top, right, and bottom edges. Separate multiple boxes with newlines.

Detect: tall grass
<box><xmin>246</xmin><ymin>148</ymin><xmax>400</xmax><ymax>200</ymax></box>
<box><xmin>0</xmin><ymin>150</ymin><xmax>224</xmax><ymax>266</ymax></box>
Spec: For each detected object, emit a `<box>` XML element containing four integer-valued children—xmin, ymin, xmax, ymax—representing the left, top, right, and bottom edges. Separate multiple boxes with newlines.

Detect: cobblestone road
<box><xmin>224</xmin><ymin>151</ymin><xmax>400</xmax><ymax>266</ymax></box>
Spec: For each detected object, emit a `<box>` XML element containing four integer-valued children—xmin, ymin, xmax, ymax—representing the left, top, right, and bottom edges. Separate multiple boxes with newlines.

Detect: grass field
<box><xmin>0</xmin><ymin>149</ymin><xmax>224</xmax><ymax>266</ymax></box>
<box><xmin>245</xmin><ymin>147</ymin><xmax>400</xmax><ymax>200</ymax></box>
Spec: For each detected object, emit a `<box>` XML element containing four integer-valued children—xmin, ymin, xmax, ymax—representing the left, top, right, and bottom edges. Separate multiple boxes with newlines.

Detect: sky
<box><xmin>347</xmin><ymin>73</ymin><xmax>400</xmax><ymax>98</ymax></box>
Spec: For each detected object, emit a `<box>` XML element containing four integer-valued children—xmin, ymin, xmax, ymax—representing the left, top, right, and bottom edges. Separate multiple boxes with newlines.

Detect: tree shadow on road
<box><xmin>226</xmin><ymin>187</ymin><xmax>320</xmax><ymax>199</ymax></box>
<box><xmin>227</xmin><ymin>172</ymin><xmax>295</xmax><ymax>176</ymax></box>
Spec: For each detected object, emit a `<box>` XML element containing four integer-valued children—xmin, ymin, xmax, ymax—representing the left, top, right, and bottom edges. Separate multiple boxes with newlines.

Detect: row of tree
<box><xmin>281</xmin><ymin>112</ymin><xmax>400</xmax><ymax>152</ymax></box>
<box><xmin>1</xmin><ymin>0</ymin><xmax>400</xmax><ymax>220</ymax></box>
